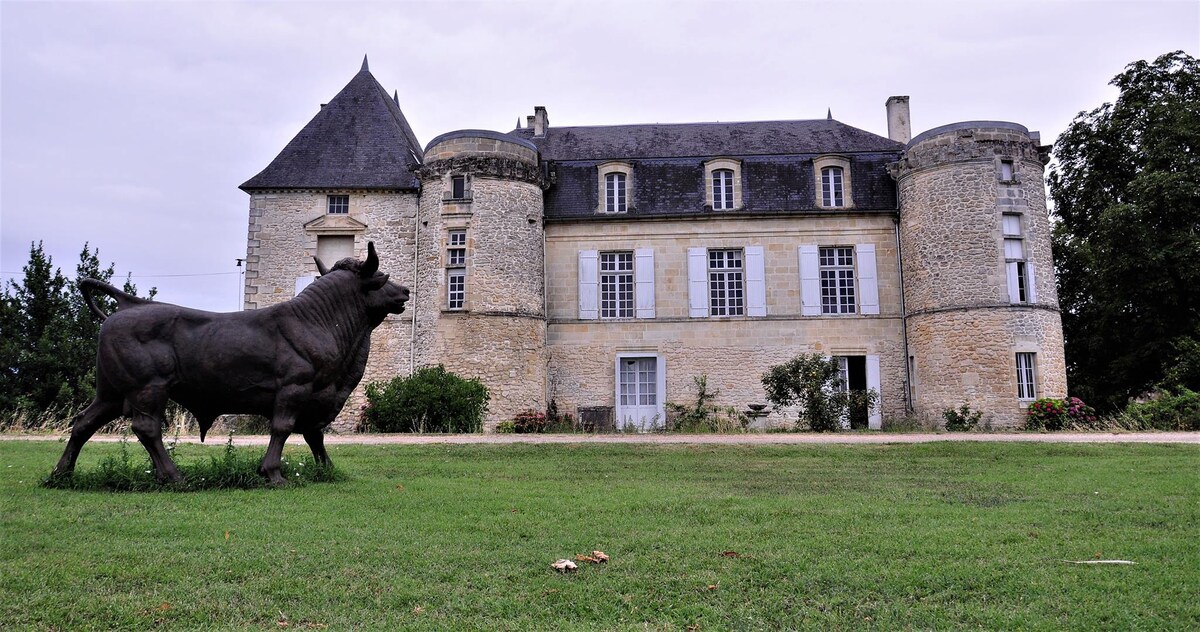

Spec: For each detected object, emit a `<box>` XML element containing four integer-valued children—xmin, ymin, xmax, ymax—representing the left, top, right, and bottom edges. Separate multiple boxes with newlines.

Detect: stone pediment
<box><xmin>303</xmin><ymin>214</ymin><xmax>368</xmax><ymax>234</ymax></box>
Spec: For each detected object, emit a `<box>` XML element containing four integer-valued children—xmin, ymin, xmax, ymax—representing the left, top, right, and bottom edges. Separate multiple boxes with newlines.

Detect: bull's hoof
<box><xmin>156</xmin><ymin>472</ymin><xmax>185</xmax><ymax>485</ymax></box>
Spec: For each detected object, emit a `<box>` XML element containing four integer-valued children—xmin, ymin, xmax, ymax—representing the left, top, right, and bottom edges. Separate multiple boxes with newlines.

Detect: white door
<box><xmin>617</xmin><ymin>357</ymin><xmax>659</xmax><ymax>431</ymax></box>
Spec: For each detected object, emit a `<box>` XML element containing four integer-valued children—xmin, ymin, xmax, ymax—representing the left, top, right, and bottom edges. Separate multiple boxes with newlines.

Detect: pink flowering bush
<box><xmin>1024</xmin><ymin>396</ymin><xmax>1099</xmax><ymax>430</ymax></box>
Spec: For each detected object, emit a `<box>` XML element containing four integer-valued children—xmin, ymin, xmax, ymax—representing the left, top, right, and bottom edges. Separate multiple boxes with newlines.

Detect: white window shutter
<box><xmin>1006</xmin><ymin>262</ymin><xmax>1021</xmax><ymax>303</ymax></box>
<box><xmin>866</xmin><ymin>354</ymin><xmax>882</xmax><ymax>430</ymax></box>
<box><xmin>799</xmin><ymin>244</ymin><xmax>820</xmax><ymax>316</ymax></box>
<box><xmin>1026</xmin><ymin>262</ymin><xmax>1037</xmax><ymax>303</ymax></box>
<box><xmin>857</xmin><ymin>243</ymin><xmax>879</xmax><ymax>315</ymax></box>
<box><xmin>635</xmin><ymin>248</ymin><xmax>655</xmax><ymax>319</ymax></box>
<box><xmin>745</xmin><ymin>245</ymin><xmax>766</xmax><ymax>317</ymax></box>
<box><xmin>688</xmin><ymin>247</ymin><xmax>709</xmax><ymax>318</ymax></box>
<box><xmin>579</xmin><ymin>250</ymin><xmax>599</xmax><ymax>320</ymax></box>
<box><xmin>294</xmin><ymin>276</ymin><xmax>315</xmax><ymax>296</ymax></box>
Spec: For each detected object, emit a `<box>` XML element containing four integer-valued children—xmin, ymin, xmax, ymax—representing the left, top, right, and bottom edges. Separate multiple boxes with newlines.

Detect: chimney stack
<box><xmin>886</xmin><ymin>96</ymin><xmax>911</xmax><ymax>144</ymax></box>
<box><xmin>533</xmin><ymin>106</ymin><xmax>549</xmax><ymax>137</ymax></box>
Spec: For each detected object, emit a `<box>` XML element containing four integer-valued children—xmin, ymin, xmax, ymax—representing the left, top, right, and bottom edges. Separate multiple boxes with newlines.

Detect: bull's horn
<box><xmin>361</xmin><ymin>241</ymin><xmax>379</xmax><ymax>277</ymax></box>
<box><xmin>313</xmin><ymin>257</ymin><xmax>330</xmax><ymax>276</ymax></box>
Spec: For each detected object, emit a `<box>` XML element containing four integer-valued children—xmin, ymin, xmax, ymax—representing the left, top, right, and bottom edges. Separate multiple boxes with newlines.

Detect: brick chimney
<box><xmin>886</xmin><ymin>96</ymin><xmax>911</xmax><ymax>144</ymax></box>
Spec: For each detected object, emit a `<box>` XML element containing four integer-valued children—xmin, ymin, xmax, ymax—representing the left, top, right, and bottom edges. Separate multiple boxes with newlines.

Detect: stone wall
<box><xmin>893</xmin><ymin>123</ymin><xmax>1066</xmax><ymax>427</ymax></box>
<box><xmin>544</xmin><ymin>214</ymin><xmax>908</xmax><ymax>427</ymax></box>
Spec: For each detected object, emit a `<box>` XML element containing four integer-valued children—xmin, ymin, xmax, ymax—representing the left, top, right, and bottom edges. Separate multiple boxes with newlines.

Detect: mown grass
<box><xmin>1</xmin><ymin>440</ymin><xmax>1197</xmax><ymax>630</ymax></box>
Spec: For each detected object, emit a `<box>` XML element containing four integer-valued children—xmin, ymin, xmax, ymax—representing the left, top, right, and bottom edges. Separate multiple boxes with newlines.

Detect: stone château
<box><xmin>241</xmin><ymin>58</ymin><xmax>1066</xmax><ymax>431</ymax></box>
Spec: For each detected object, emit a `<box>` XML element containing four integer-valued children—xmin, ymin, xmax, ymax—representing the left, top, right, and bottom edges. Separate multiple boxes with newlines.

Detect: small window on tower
<box><xmin>999</xmin><ymin>160</ymin><xmax>1015</xmax><ymax>182</ymax></box>
<box><xmin>451</xmin><ymin>175</ymin><xmax>467</xmax><ymax>200</ymax></box>
<box><xmin>327</xmin><ymin>195</ymin><xmax>349</xmax><ymax>214</ymax></box>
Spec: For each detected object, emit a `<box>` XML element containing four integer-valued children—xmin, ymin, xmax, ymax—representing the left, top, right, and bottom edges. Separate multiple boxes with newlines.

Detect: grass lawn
<box><xmin>1</xmin><ymin>440</ymin><xmax>1197</xmax><ymax>630</ymax></box>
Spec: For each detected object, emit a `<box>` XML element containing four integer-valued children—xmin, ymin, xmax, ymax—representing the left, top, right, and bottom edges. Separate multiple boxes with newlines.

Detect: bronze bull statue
<box><xmin>52</xmin><ymin>242</ymin><xmax>409</xmax><ymax>484</ymax></box>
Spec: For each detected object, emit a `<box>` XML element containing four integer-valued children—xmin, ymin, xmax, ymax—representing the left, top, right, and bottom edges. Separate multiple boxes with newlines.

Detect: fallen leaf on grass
<box><xmin>552</xmin><ymin>559</ymin><xmax>578</xmax><ymax>572</ymax></box>
<box><xmin>719</xmin><ymin>551</ymin><xmax>740</xmax><ymax>558</ymax></box>
<box><xmin>575</xmin><ymin>554</ymin><xmax>598</xmax><ymax>563</ymax></box>
<box><xmin>394</xmin><ymin>484</ymin><xmax>405</xmax><ymax>492</ymax></box>
<box><xmin>156</xmin><ymin>602</ymin><xmax>172</xmax><ymax>612</ymax></box>
<box><xmin>706</xmin><ymin>584</ymin><xmax>718</xmax><ymax>591</ymax></box>
<box><xmin>412</xmin><ymin>606</ymin><xmax>424</xmax><ymax>614</ymax></box>
<box><xmin>591</xmin><ymin>550</ymin><xmax>609</xmax><ymax>562</ymax></box>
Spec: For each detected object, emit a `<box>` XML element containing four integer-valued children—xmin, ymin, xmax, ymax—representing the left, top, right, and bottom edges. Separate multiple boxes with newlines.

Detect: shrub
<box><xmin>509</xmin><ymin>409</ymin><xmax>550</xmax><ymax>433</ymax></box>
<box><xmin>942</xmin><ymin>404</ymin><xmax>982</xmax><ymax>432</ymax></box>
<box><xmin>761</xmin><ymin>354</ymin><xmax>878</xmax><ymax>432</ymax></box>
<box><xmin>362</xmin><ymin>365</ymin><xmax>489</xmax><ymax>433</ymax></box>
<box><xmin>1120</xmin><ymin>388</ymin><xmax>1200</xmax><ymax>431</ymax></box>
<box><xmin>665</xmin><ymin>375</ymin><xmax>750</xmax><ymax>433</ymax></box>
<box><xmin>1024</xmin><ymin>397</ymin><xmax>1068</xmax><ymax>430</ymax></box>
<box><xmin>1024</xmin><ymin>396</ymin><xmax>1100</xmax><ymax>431</ymax></box>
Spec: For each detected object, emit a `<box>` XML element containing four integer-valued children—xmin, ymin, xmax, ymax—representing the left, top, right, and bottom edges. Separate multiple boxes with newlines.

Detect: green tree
<box><xmin>1</xmin><ymin>242</ymin><xmax>155</xmax><ymax>417</ymax></box>
<box><xmin>761</xmin><ymin>354</ymin><xmax>878</xmax><ymax>432</ymax></box>
<box><xmin>1048</xmin><ymin>50</ymin><xmax>1200</xmax><ymax>410</ymax></box>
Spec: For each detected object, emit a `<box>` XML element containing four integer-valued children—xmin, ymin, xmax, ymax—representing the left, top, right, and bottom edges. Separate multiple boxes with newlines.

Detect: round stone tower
<box><xmin>413</xmin><ymin>130</ymin><xmax>548</xmax><ymax>429</ymax></box>
<box><xmin>891</xmin><ymin>122</ymin><xmax>1066</xmax><ymax>427</ymax></box>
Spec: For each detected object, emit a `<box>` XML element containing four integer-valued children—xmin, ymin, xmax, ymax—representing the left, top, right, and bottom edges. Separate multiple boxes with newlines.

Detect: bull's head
<box><xmin>315</xmin><ymin>242</ymin><xmax>410</xmax><ymax>325</ymax></box>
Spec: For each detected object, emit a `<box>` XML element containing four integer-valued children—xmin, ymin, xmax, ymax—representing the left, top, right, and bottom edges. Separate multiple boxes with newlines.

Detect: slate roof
<box><xmin>509</xmin><ymin>118</ymin><xmax>903</xmax><ymax>161</ymax></box>
<box><xmin>241</xmin><ymin>58</ymin><xmax>424</xmax><ymax>191</ymax></box>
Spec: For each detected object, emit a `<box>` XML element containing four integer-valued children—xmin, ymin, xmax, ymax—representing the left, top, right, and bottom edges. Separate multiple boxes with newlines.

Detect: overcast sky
<box><xmin>2</xmin><ymin>0</ymin><xmax>1197</xmax><ymax>312</ymax></box>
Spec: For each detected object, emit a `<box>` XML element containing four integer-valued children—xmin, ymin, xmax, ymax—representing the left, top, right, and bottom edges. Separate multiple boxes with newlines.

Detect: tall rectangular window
<box><xmin>821</xmin><ymin>167</ymin><xmax>844</xmax><ymax>207</ymax></box>
<box><xmin>708</xmin><ymin>249</ymin><xmax>744</xmax><ymax>316</ymax></box>
<box><xmin>327</xmin><ymin>195</ymin><xmax>349</xmax><ymax>214</ymax></box>
<box><xmin>1016</xmin><ymin>352</ymin><xmax>1037</xmax><ymax>400</ymax></box>
<box><xmin>712</xmin><ymin>169</ymin><xmax>735</xmax><ymax>210</ymax></box>
<box><xmin>819</xmin><ymin>246</ymin><xmax>856</xmax><ymax>314</ymax></box>
<box><xmin>1004</xmin><ymin>214</ymin><xmax>1031</xmax><ymax>303</ymax></box>
<box><xmin>451</xmin><ymin>175</ymin><xmax>467</xmax><ymax>199</ymax></box>
<box><xmin>599</xmin><ymin>252</ymin><xmax>634</xmax><ymax>319</ymax></box>
<box><xmin>605</xmin><ymin>172</ymin><xmax>627</xmax><ymax>213</ymax></box>
<box><xmin>447</xmin><ymin>230</ymin><xmax>467</xmax><ymax>310</ymax></box>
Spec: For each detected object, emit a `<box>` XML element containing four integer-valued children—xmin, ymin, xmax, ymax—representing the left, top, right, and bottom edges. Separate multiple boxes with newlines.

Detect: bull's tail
<box><xmin>79</xmin><ymin>278</ymin><xmax>152</xmax><ymax>321</ymax></box>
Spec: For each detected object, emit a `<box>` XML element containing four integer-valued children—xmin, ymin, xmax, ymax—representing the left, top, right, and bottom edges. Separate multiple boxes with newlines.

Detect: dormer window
<box><xmin>821</xmin><ymin>167</ymin><xmax>844</xmax><ymax>207</ymax></box>
<box><xmin>813</xmin><ymin>155</ymin><xmax>854</xmax><ymax>209</ymax></box>
<box><xmin>327</xmin><ymin>195</ymin><xmax>349</xmax><ymax>214</ymax></box>
<box><xmin>605</xmin><ymin>173</ymin><xmax>627</xmax><ymax>213</ymax></box>
<box><xmin>703</xmin><ymin>158</ymin><xmax>742</xmax><ymax>211</ymax></box>
<box><xmin>597</xmin><ymin>162</ymin><xmax>633</xmax><ymax>214</ymax></box>
<box><xmin>712</xmin><ymin>170</ymin><xmax>735</xmax><ymax>210</ymax></box>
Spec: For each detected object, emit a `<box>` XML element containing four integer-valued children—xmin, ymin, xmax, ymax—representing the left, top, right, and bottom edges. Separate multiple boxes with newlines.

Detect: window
<box><xmin>704</xmin><ymin>158</ymin><xmax>742</xmax><ymax>211</ymax></box>
<box><xmin>448</xmin><ymin>230</ymin><xmax>466</xmax><ymax>266</ymax></box>
<box><xmin>1003</xmin><ymin>214</ymin><xmax>1034</xmax><ymax>304</ymax></box>
<box><xmin>579</xmin><ymin>249</ymin><xmax>655</xmax><ymax>320</ymax></box>
<box><xmin>1016</xmin><ymin>352</ymin><xmax>1037</xmax><ymax>400</ymax></box>
<box><xmin>999</xmin><ymin>160</ymin><xmax>1015</xmax><ymax>182</ymax></box>
<box><xmin>446</xmin><ymin>230</ymin><xmax>466</xmax><ymax>310</ymax></box>
<box><xmin>821</xmin><ymin>167</ymin><xmax>844</xmax><ymax>208</ymax></box>
<box><xmin>813</xmin><ymin>155</ymin><xmax>853</xmax><ymax>208</ymax></box>
<box><xmin>605</xmin><ymin>173</ymin><xmax>627</xmax><ymax>213</ymax></box>
<box><xmin>451</xmin><ymin>175</ymin><xmax>467</xmax><ymax>199</ymax></box>
<box><xmin>819</xmin><ymin>246</ymin><xmax>856</xmax><ymax>314</ymax></box>
<box><xmin>316</xmin><ymin>235</ymin><xmax>354</xmax><ymax>264</ymax></box>
<box><xmin>599</xmin><ymin>252</ymin><xmax>634</xmax><ymax>319</ymax></box>
<box><xmin>712</xmin><ymin>169</ymin><xmax>735</xmax><ymax>210</ymax></box>
<box><xmin>800</xmin><ymin>243</ymin><xmax>877</xmax><ymax>316</ymax></box>
<box><xmin>597</xmin><ymin>162</ymin><xmax>633</xmax><ymax>214</ymax></box>
<box><xmin>708</xmin><ymin>249</ymin><xmax>744</xmax><ymax>316</ymax></box>
<box><xmin>327</xmin><ymin>195</ymin><xmax>349</xmax><ymax>214</ymax></box>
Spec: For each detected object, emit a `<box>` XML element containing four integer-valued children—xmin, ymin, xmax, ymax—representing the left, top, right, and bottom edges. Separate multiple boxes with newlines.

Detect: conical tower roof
<box><xmin>241</xmin><ymin>58</ymin><xmax>423</xmax><ymax>191</ymax></box>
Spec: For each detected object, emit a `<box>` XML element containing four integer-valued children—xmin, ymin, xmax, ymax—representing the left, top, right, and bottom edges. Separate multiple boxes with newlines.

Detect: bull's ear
<box><xmin>362</xmin><ymin>273</ymin><xmax>389</xmax><ymax>291</ymax></box>
<box><xmin>361</xmin><ymin>241</ymin><xmax>379</xmax><ymax>278</ymax></box>
<box><xmin>313</xmin><ymin>256</ymin><xmax>330</xmax><ymax>276</ymax></box>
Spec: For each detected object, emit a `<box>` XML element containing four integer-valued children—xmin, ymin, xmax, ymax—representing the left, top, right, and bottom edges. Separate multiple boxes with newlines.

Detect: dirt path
<box><xmin>2</xmin><ymin>431</ymin><xmax>1197</xmax><ymax>446</ymax></box>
